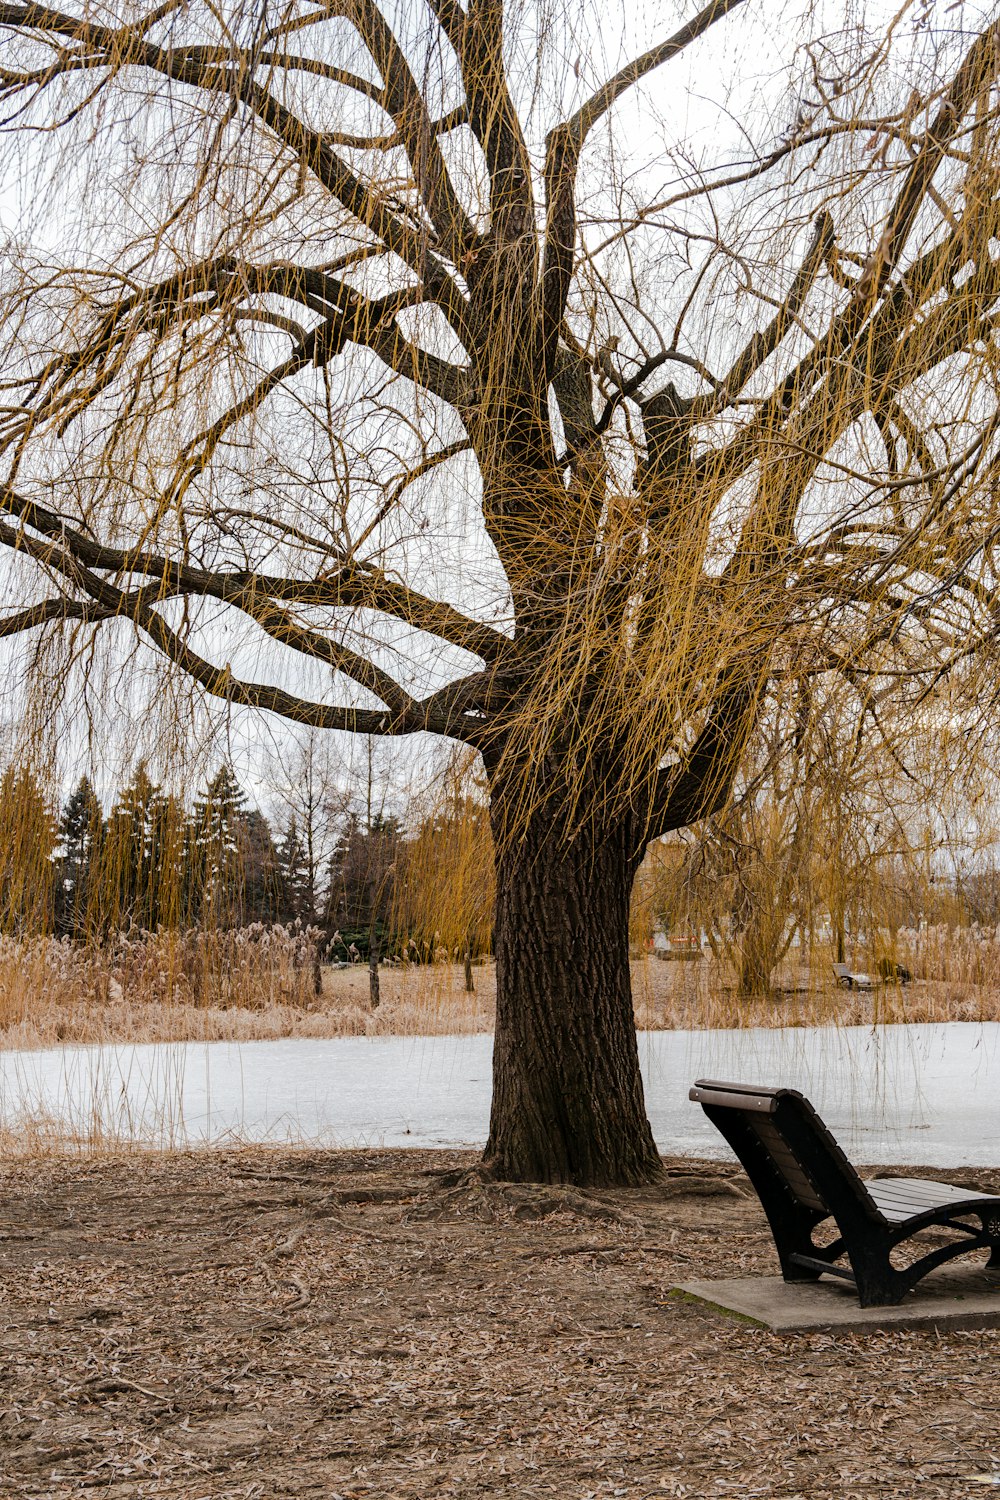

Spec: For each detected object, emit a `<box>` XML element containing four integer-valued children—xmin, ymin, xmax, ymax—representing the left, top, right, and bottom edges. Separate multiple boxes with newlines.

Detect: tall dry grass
<box><xmin>0</xmin><ymin>926</ymin><xmax>320</xmax><ymax>1047</ymax></box>
<box><xmin>632</xmin><ymin>925</ymin><xmax>1000</xmax><ymax>1028</ymax></box>
<box><xmin>0</xmin><ymin>926</ymin><xmax>498</xmax><ymax>1046</ymax></box>
<box><xmin>894</xmin><ymin>924</ymin><xmax>1000</xmax><ymax>987</ymax></box>
<box><xmin>1</xmin><ymin>924</ymin><xmax>999</xmax><ymax>1051</ymax></box>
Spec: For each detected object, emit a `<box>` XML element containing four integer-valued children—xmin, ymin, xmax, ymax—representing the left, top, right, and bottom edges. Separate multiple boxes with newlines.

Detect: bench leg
<box><xmin>787</xmin><ymin>1245</ymin><xmax>907</xmax><ymax>1306</ymax></box>
<box><xmin>781</xmin><ymin>1259</ymin><xmax>823</xmax><ymax>1283</ymax></box>
<box><xmin>832</xmin><ymin>1228</ymin><xmax>1000</xmax><ymax>1306</ymax></box>
<box><xmin>843</xmin><ymin>1245</ymin><xmax>908</xmax><ymax>1307</ymax></box>
<box><xmin>771</xmin><ymin>1214</ymin><xmax>837</xmax><ymax>1284</ymax></box>
<box><xmin>854</xmin><ymin>1271</ymin><xmax>908</xmax><ymax>1307</ymax></box>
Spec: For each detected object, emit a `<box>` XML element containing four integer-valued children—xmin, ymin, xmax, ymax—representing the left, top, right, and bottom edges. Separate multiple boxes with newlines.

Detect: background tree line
<box><xmin>5</xmin><ymin>705</ymin><xmax>995</xmax><ymax>1005</ymax></box>
<box><xmin>0</xmin><ymin>753</ymin><xmax>495</xmax><ymax>964</ymax></box>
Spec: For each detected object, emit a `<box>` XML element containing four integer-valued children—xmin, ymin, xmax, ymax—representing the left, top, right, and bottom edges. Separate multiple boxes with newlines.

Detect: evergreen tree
<box><xmin>326</xmin><ymin>812</ymin><xmax>402</xmax><ymax>958</ymax></box>
<box><xmin>276</xmin><ymin>815</ymin><xmax>311</xmax><ymax>924</ymax></box>
<box><xmin>94</xmin><ymin>762</ymin><xmax>162</xmax><ymax>931</ymax></box>
<box><xmin>190</xmin><ymin>765</ymin><xmax>248</xmax><ymax>927</ymax></box>
<box><xmin>55</xmin><ymin>774</ymin><xmax>103</xmax><ymax>936</ymax></box>
<box><xmin>187</xmin><ymin>766</ymin><xmax>281</xmax><ymax>927</ymax></box>
<box><xmin>240</xmin><ymin>807</ymin><xmax>282</xmax><ymax>924</ymax></box>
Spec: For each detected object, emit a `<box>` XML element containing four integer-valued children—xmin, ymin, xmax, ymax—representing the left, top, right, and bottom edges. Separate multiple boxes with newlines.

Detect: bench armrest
<box><xmin>689</xmin><ymin>1084</ymin><xmax>777</xmax><ymax>1114</ymax></box>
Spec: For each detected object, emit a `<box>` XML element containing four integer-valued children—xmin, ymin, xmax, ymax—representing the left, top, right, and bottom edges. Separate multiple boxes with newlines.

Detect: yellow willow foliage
<box><xmin>393</xmin><ymin>758</ymin><xmax>495</xmax><ymax>957</ymax></box>
<box><xmin>480</xmin><ymin>479</ymin><xmax>777</xmax><ymax>837</ymax></box>
<box><xmin>628</xmin><ymin>662</ymin><xmax>1000</xmax><ymax>996</ymax></box>
<box><xmin>0</xmin><ymin>767</ymin><xmax>56</xmax><ymax>936</ymax></box>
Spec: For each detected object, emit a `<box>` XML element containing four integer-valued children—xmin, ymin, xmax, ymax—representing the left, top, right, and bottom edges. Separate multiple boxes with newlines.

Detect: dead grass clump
<box><xmin>896</xmin><ymin>923</ymin><xmax>1000</xmax><ymax>990</ymax></box>
<box><xmin>0</xmin><ymin>927</ymin><xmax>322</xmax><ymax>1047</ymax></box>
<box><xmin>0</xmin><ymin>932</ymin><xmax>498</xmax><ymax>1048</ymax></box>
<box><xmin>3</xmin><ymin>930</ymin><xmax>1000</xmax><ymax>1052</ymax></box>
<box><xmin>631</xmin><ymin>948</ymin><xmax>1000</xmax><ymax>1029</ymax></box>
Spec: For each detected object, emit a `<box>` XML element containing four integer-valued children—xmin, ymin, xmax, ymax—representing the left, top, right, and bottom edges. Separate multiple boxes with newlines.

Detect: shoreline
<box><xmin>1</xmin><ymin>1023</ymin><xmax>995</xmax><ymax>1164</ymax></box>
<box><xmin>2</xmin><ymin>956</ymin><xmax>998</xmax><ymax>1052</ymax></box>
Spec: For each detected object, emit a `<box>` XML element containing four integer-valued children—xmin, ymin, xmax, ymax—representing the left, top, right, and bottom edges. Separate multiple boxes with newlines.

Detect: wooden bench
<box><xmin>690</xmin><ymin>1079</ymin><xmax>1000</xmax><ymax>1306</ymax></box>
<box><xmin>832</xmin><ymin>962</ymin><xmax>876</xmax><ymax>990</ymax></box>
<box><xmin>833</xmin><ymin>960</ymin><xmax>912</xmax><ymax>989</ymax></box>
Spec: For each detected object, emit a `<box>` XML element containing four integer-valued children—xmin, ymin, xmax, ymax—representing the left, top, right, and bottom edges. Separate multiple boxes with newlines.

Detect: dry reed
<box><xmin>2</xmin><ymin>926</ymin><xmax>999</xmax><ymax>1052</ymax></box>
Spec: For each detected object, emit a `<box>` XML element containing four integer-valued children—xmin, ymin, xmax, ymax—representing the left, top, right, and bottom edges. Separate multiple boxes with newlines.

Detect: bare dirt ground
<box><xmin>1</xmin><ymin>1148</ymin><xmax>998</xmax><ymax>1499</ymax></box>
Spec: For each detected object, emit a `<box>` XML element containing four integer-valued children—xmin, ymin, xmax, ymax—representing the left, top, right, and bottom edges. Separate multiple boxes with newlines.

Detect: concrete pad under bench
<box><xmin>673</xmin><ymin>1266</ymin><xmax>1000</xmax><ymax>1333</ymax></box>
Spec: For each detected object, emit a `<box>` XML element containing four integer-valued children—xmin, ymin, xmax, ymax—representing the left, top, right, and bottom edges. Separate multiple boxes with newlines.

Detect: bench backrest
<box><xmin>689</xmin><ymin>1079</ymin><xmax>877</xmax><ymax>1223</ymax></box>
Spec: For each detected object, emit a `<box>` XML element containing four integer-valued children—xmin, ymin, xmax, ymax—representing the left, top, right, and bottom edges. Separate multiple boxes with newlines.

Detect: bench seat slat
<box><xmin>868</xmin><ymin>1179</ymin><xmax>1000</xmax><ymax>1219</ymax></box>
<box><xmin>873</xmin><ymin>1176</ymin><xmax>1000</xmax><ymax>1202</ymax></box>
<box><xmin>748</xmin><ymin>1117</ymin><xmax>827</xmax><ymax>1212</ymax></box>
<box><xmin>760</xmin><ymin>1152</ymin><xmax>817</xmax><ymax>1184</ymax></box>
<box><xmin>869</xmin><ymin>1185</ymin><xmax>961</xmax><ymax>1207</ymax></box>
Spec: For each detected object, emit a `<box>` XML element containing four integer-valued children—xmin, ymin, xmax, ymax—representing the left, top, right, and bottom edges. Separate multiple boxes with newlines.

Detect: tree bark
<box><xmin>833</xmin><ymin>910</ymin><xmax>846</xmax><ymax>966</ymax></box>
<box><xmin>369</xmin><ymin>935</ymin><xmax>380</xmax><ymax>1009</ymax></box>
<box><xmin>483</xmin><ymin>796</ymin><xmax>663</xmax><ymax>1186</ymax></box>
<box><xmin>736</xmin><ymin>927</ymin><xmax>779</xmax><ymax>1001</ymax></box>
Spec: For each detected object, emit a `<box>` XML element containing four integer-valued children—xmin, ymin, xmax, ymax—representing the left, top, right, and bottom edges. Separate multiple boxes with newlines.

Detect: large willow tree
<box><xmin>2</xmin><ymin>0</ymin><xmax>1000</xmax><ymax>1182</ymax></box>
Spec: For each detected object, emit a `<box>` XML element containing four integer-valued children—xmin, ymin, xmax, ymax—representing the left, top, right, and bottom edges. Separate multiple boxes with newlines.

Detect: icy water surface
<box><xmin>0</xmin><ymin>1023</ymin><xmax>997</xmax><ymax>1164</ymax></box>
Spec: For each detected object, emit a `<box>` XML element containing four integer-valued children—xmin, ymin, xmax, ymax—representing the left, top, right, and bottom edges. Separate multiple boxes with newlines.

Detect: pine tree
<box><xmin>95</xmin><ymin>763</ymin><xmax>162</xmax><ymax>931</ymax></box>
<box><xmin>240</xmin><ymin>808</ymin><xmax>282</xmax><ymax>925</ymax></box>
<box><xmin>326</xmin><ymin>811</ymin><xmax>402</xmax><ymax>958</ymax></box>
<box><xmin>56</xmin><ymin>775</ymin><xmax>103</xmax><ymax>936</ymax></box>
<box><xmin>190</xmin><ymin>765</ymin><xmax>248</xmax><ymax>928</ymax></box>
<box><xmin>276</xmin><ymin>816</ymin><xmax>311</xmax><ymax>924</ymax></box>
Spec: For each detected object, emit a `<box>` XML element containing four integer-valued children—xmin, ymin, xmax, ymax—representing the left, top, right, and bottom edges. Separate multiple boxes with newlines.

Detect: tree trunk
<box><xmin>483</xmin><ymin>799</ymin><xmax>662</xmax><ymax>1187</ymax></box>
<box><xmin>369</xmin><ymin>935</ymin><xmax>380</xmax><ymax>1009</ymax></box>
<box><xmin>833</xmin><ymin>911</ymin><xmax>846</xmax><ymax>966</ymax></box>
<box><xmin>735</xmin><ymin>913</ymin><xmax>784</xmax><ymax>1001</ymax></box>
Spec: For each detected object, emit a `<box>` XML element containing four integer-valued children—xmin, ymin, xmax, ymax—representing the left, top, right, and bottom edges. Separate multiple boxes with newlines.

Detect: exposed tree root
<box><xmin>411</xmin><ymin>1167</ymin><xmax>645</xmax><ymax>1225</ymax></box>
<box><xmin>655</xmin><ymin>1173</ymin><xmax>749</xmax><ymax>1199</ymax></box>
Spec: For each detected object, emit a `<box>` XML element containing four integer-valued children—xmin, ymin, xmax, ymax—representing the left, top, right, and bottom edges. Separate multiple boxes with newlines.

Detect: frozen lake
<box><xmin>0</xmin><ymin>1023</ymin><xmax>997</xmax><ymax>1165</ymax></box>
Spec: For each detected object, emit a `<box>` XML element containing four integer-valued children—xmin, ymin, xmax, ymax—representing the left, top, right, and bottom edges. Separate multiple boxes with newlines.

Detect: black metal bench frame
<box><xmin>690</xmin><ymin>1078</ymin><xmax>1000</xmax><ymax>1306</ymax></box>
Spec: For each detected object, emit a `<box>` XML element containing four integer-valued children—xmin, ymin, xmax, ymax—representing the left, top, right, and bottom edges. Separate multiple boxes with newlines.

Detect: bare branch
<box><xmin>692</xmin><ymin>211</ymin><xmax>834</xmax><ymax>416</ymax></box>
<box><xmin>539</xmin><ymin>0</ymin><xmax>745</xmax><ymax>366</ymax></box>
<box><xmin>0</xmin><ymin>597</ymin><xmax>110</xmax><ymax>634</ymax></box>
<box><xmin>557</xmin><ymin>0</ymin><xmax>747</xmax><ymax>152</ymax></box>
<box><xmin>343</xmin><ymin>0</ymin><xmax>477</xmax><ymax>260</ymax></box>
<box><xmin>0</xmin><ymin>485</ymin><xmax>509</xmax><ymax>665</ymax></box>
<box><xmin>0</xmin><ymin>3</ymin><xmax>475</xmax><ymax>345</ymax></box>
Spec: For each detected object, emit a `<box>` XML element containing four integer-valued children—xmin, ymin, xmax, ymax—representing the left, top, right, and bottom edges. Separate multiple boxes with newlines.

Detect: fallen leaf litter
<box><xmin>0</xmin><ymin>1148</ymin><xmax>997</xmax><ymax>1498</ymax></box>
